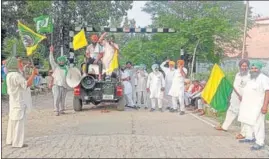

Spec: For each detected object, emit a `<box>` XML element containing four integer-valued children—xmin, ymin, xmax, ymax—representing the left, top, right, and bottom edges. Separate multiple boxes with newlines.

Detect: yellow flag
<box><xmin>18</xmin><ymin>21</ymin><xmax>46</xmax><ymax>56</ymax></box>
<box><xmin>73</xmin><ymin>29</ymin><xmax>88</xmax><ymax>50</ymax></box>
<box><xmin>107</xmin><ymin>49</ymin><xmax>119</xmax><ymax>73</ymax></box>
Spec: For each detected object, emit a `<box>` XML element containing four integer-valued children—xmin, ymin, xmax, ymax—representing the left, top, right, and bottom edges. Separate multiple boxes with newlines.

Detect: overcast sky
<box><xmin>127</xmin><ymin>1</ymin><xmax>269</xmax><ymax>27</ymax></box>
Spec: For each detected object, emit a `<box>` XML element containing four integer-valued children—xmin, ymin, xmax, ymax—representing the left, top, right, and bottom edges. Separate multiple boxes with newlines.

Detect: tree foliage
<box><xmin>120</xmin><ymin>1</ymin><xmax>253</xmax><ymax>71</ymax></box>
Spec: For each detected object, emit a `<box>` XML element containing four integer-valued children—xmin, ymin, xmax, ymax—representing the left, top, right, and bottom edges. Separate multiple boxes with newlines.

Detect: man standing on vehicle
<box><xmin>98</xmin><ymin>33</ymin><xmax>119</xmax><ymax>80</ymax></box>
<box><xmin>160</xmin><ymin>59</ymin><xmax>176</xmax><ymax>110</ymax></box>
<box><xmin>84</xmin><ymin>34</ymin><xmax>104</xmax><ymax>81</ymax></box>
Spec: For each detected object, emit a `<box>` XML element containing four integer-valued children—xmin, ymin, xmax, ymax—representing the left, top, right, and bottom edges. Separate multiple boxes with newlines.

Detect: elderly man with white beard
<box><xmin>160</xmin><ymin>59</ymin><xmax>176</xmax><ymax>110</ymax></box>
<box><xmin>5</xmin><ymin>57</ymin><xmax>38</xmax><ymax>148</ymax></box>
<box><xmin>215</xmin><ymin>59</ymin><xmax>250</xmax><ymax>140</ymax></box>
<box><xmin>147</xmin><ymin>64</ymin><xmax>165</xmax><ymax>112</ymax></box>
<box><xmin>136</xmin><ymin>64</ymin><xmax>149</xmax><ymax>109</ymax></box>
<box><xmin>238</xmin><ymin>61</ymin><xmax>269</xmax><ymax>151</ymax></box>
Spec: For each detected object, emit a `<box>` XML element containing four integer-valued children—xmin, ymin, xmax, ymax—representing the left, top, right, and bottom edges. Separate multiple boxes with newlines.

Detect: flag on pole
<box><xmin>33</xmin><ymin>15</ymin><xmax>53</xmax><ymax>33</ymax></box>
<box><xmin>18</xmin><ymin>21</ymin><xmax>46</xmax><ymax>56</ymax></box>
<box><xmin>107</xmin><ymin>49</ymin><xmax>119</xmax><ymax>74</ymax></box>
<box><xmin>73</xmin><ymin>29</ymin><xmax>88</xmax><ymax>50</ymax></box>
<box><xmin>201</xmin><ymin>64</ymin><xmax>233</xmax><ymax>112</ymax></box>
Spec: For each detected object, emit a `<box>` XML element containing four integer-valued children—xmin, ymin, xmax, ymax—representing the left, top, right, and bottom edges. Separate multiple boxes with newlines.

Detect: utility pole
<box><xmin>242</xmin><ymin>1</ymin><xmax>249</xmax><ymax>59</ymax></box>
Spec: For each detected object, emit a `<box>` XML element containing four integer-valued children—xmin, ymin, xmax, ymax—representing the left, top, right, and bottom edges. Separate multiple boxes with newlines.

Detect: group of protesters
<box><xmin>2</xmin><ymin>31</ymin><xmax>268</xmax><ymax>152</ymax></box>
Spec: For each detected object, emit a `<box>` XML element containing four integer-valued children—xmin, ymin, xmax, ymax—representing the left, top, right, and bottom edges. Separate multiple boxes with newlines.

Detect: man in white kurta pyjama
<box><xmin>147</xmin><ymin>64</ymin><xmax>165</xmax><ymax>112</ymax></box>
<box><xmin>5</xmin><ymin>57</ymin><xmax>37</xmax><ymax>148</ymax></box>
<box><xmin>49</xmin><ymin>46</ymin><xmax>69</xmax><ymax>116</ymax></box>
<box><xmin>160</xmin><ymin>60</ymin><xmax>176</xmax><ymax>110</ymax></box>
<box><xmin>136</xmin><ymin>65</ymin><xmax>149</xmax><ymax>108</ymax></box>
<box><xmin>169</xmin><ymin>60</ymin><xmax>187</xmax><ymax>115</ymax></box>
<box><xmin>238</xmin><ymin>61</ymin><xmax>269</xmax><ymax>150</ymax></box>
<box><xmin>215</xmin><ymin>59</ymin><xmax>250</xmax><ymax>139</ymax></box>
<box><xmin>121</xmin><ymin>68</ymin><xmax>136</xmax><ymax>108</ymax></box>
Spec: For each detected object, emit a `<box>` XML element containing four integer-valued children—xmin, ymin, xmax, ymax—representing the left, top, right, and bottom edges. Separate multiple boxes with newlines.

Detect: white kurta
<box><xmin>147</xmin><ymin>71</ymin><xmax>165</xmax><ymax>99</ymax></box>
<box><xmin>126</xmin><ymin>68</ymin><xmax>137</xmax><ymax>102</ymax></box>
<box><xmin>238</xmin><ymin>73</ymin><xmax>269</xmax><ymax>126</ymax></box>
<box><xmin>160</xmin><ymin>62</ymin><xmax>176</xmax><ymax>95</ymax></box>
<box><xmin>49</xmin><ymin>53</ymin><xmax>68</xmax><ymax>88</ymax></box>
<box><xmin>102</xmin><ymin>41</ymin><xmax>118</xmax><ymax>73</ymax></box>
<box><xmin>136</xmin><ymin>70</ymin><xmax>148</xmax><ymax>92</ymax></box>
<box><xmin>238</xmin><ymin>73</ymin><xmax>269</xmax><ymax>146</ymax></box>
<box><xmin>168</xmin><ymin>68</ymin><xmax>187</xmax><ymax>97</ymax></box>
<box><xmin>6</xmin><ymin>72</ymin><xmax>29</xmax><ymax>147</ymax></box>
<box><xmin>121</xmin><ymin>70</ymin><xmax>135</xmax><ymax>107</ymax></box>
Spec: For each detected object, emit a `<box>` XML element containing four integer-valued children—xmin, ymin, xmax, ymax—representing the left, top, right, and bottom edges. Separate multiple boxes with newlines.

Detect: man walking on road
<box><xmin>237</xmin><ymin>61</ymin><xmax>269</xmax><ymax>151</ymax></box>
<box><xmin>147</xmin><ymin>64</ymin><xmax>165</xmax><ymax>112</ymax></box>
<box><xmin>168</xmin><ymin>60</ymin><xmax>187</xmax><ymax>115</ymax></box>
<box><xmin>6</xmin><ymin>57</ymin><xmax>37</xmax><ymax>148</ymax></box>
<box><xmin>215</xmin><ymin>59</ymin><xmax>250</xmax><ymax>140</ymax></box>
<box><xmin>125</xmin><ymin>61</ymin><xmax>137</xmax><ymax>104</ymax></box>
<box><xmin>49</xmin><ymin>46</ymin><xmax>69</xmax><ymax>116</ymax></box>
<box><xmin>160</xmin><ymin>59</ymin><xmax>176</xmax><ymax>110</ymax></box>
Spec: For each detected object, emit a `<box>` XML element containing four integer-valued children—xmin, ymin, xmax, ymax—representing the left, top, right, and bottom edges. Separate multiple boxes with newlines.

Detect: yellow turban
<box><xmin>168</xmin><ymin>61</ymin><xmax>175</xmax><ymax>65</ymax></box>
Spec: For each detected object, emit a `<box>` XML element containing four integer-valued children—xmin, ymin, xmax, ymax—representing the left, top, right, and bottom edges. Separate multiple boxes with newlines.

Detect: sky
<box><xmin>127</xmin><ymin>1</ymin><xmax>269</xmax><ymax>28</ymax></box>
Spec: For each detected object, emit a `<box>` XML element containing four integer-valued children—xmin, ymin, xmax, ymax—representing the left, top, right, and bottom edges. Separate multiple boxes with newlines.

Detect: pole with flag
<box><xmin>33</xmin><ymin>15</ymin><xmax>54</xmax><ymax>45</ymax></box>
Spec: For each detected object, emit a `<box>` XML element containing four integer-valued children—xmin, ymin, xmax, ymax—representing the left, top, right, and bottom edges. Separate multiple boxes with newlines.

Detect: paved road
<box><xmin>1</xmin><ymin>92</ymin><xmax>269</xmax><ymax>158</ymax></box>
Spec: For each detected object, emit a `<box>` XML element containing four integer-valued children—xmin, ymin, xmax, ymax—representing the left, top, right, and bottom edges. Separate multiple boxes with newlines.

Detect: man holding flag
<box><xmin>215</xmin><ymin>59</ymin><xmax>251</xmax><ymax>140</ymax></box>
<box><xmin>98</xmin><ymin>32</ymin><xmax>119</xmax><ymax>80</ymax></box>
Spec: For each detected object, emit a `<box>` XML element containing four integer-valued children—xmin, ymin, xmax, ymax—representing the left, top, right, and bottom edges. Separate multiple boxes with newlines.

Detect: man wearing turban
<box><xmin>146</xmin><ymin>64</ymin><xmax>165</xmax><ymax>112</ymax></box>
<box><xmin>237</xmin><ymin>60</ymin><xmax>269</xmax><ymax>150</ymax></box>
<box><xmin>160</xmin><ymin>59</ymin><xmax>176</xmax><ymax>110</ymax></box>
<box><xmin>215</xmin><ymin>59</ymin><xmax>250</xmax><ymax>140</ymax></box>
<box><xmin>168</xmin><ymin>60</ymin><xmax>187</xmax><ymax>115</ymax></box>
<box><xmin>49</xmin><ymin>46</ymin><xmax>69</xmax><ymax>116</ymax></box>
<box><xmin>5</xmin><ymin>57</ymin><xmax>37</xmax><ymax>148</ymax></box>
<box><xmin>84</xmin><ymin>34</ymin><xmax>104</xmax><ymax>80</ymax></box>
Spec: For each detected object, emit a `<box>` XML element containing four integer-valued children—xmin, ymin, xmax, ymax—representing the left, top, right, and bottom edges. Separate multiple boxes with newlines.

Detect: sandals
<box><xmin>215</xmin><ymin>125</ymin><xmax>227</xmax><ymax>132</ymax></box>
<box><xmin>236</xmin><ymin>134</ymin><xmax>245</xmax><ymax>140</ymax></box>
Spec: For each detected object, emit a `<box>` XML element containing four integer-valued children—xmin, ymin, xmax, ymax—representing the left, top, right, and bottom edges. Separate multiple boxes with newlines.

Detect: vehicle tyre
<box><xmin>117</xmin><ymin>97</ymin><xmax>126</xmax><ymax>111</ymax></box>
<box><xmin>73</xmin><ymin>96</ymin><xmax>83</xmax><ymax>111</ymax></box>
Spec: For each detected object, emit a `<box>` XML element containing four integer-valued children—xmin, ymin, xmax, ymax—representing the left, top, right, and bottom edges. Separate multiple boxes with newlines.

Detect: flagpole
<box><xmin>242</xmin><ymin>1</ymin><xmax>249</xmax><ymax>59</ymax></box>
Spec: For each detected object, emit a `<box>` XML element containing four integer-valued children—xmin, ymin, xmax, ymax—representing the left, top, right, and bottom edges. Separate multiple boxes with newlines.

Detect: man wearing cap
<box><xmin>215</xmin><ymin>59</ymin><xmax>250</xmax><ymax>140</ymax></box>
<box><xmin>238</xmin><ymin>60</ymin><xmax>269</xmax><ymax>150</ymax></box>
<box><xmin>5</xmin><ymin>57</ymin><xmax>37</xmax><ymax>148</ymax></box>
<box><xmin>160</xmin><ymin>59</ymin><xmax>176</xmax><ymax>110</ymax></box>
<box><xmin>147</xmin><ymin>64</ymin><xmax>165</xmax><ymax>112</ymax></box>
<box><xmin>84</xmin><ymin>34</ymin><xmax>104</xmax><ymax>80</ymax></box>
<box><xmin>98</xmin><ymin>33</ymin><xmax>119</xmax><ymax>80</ymax></box>
<box><xmin>49</xmin><ymin>46</ymin><xmax>69</xmax><ymax>116</ymax></box>
<box><xmin>168</xmin><ymin>60</ymin><xmax>187</xmax><ymax>115</ymax></box>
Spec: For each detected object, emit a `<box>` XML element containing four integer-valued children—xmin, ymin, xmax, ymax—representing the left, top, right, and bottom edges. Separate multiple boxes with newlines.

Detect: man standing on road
<box><xmin>160</xmin><ymin>59</ymin><xmax>176</xmax><ymax>110</ymax></box>
<box><xmin>125</xmin><ymin>61</ymin><xmax>137</xmax><ymax>104</ymax></box>
<box><xmin>49</xmin><ymin>46</ymin><xmax>69</xmax><ymax>116</ymax></box>
<box><xmin>120</xmin><ymin>67</ymin><xmax>136</xmax><ymax>109</ymax></box>
<box><xmin>168</xmin><ymin>60</ymin><xmax>187</xmax><ymax>115</ymax></box>
<box><xmin>147</xmin><ymin>64</ymin><xmax>165</xmax><ymax>112</ymax></box>
<box><xmin>5</xmin><ymin>57</ymin><xmax>37</xmax><ymax>148</ymax></box>
<box><xmin>136</xmin><ymin>64</ymin><xmax>148</xmax><ymax>109</ymax></box>
<box><xmin>237</xmin><ymin>61</ymin><xmax>269</xmax><ymax>151</ymax></box>
<box><xmin>215</xmin><ymin>59</ymin><xmax>250</xmax><ymax>140</ymax></box>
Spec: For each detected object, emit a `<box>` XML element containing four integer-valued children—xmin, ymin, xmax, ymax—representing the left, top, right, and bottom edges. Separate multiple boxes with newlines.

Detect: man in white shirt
<box><xmin>147</xmin><ymin>64</ymin><xmax>165</xmax><ymax>112</ymax></box>
<box><xmin>160</xmin><ymin>59</ymin><xmax>176</xmax><ymax>110</ymax></box>
<box><xmin>5</xmin><ymin>57</ymin><xmax>37</xmax><ymax>148</ymax></box>
<box><xmin>168</xmin><ymin>60</ymin><xmax>187</xmax><ymax>115</ymax></box>
<box><xmin>136</xmin><ymin>65</ymin><xmax>149</xmax><ymax>108</ymax></box>
<box><xmin>125</xmin><ymin>61</ymin><xmax>137</xmax><ymax>104</ymax></box>
<box><xmin>238</xmin><ymin>61</ymin><xmax>269</xmax><ymax>151</ymax></box>
<box><xmin>49</xmin><ymin>46</ymin><xmax>69</xmax><ymax>116</ymax></box>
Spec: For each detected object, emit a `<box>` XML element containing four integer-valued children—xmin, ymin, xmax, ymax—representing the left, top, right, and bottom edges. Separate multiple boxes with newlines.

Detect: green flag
<box><xmin>18</xmin><ymin>21</ymin><xmax>46</xmax><ymax>56</ymax></box>
<box><xmin>34</xmin><ymin>15</ymin><xmax>53</xmax><ymax>33</ymax></box>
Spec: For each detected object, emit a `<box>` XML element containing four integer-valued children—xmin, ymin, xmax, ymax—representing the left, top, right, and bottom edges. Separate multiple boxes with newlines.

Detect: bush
<box><xmin>266</xmin><ymin>113</ymin><xmax>269</xmax><ymax>121</ymax></box>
